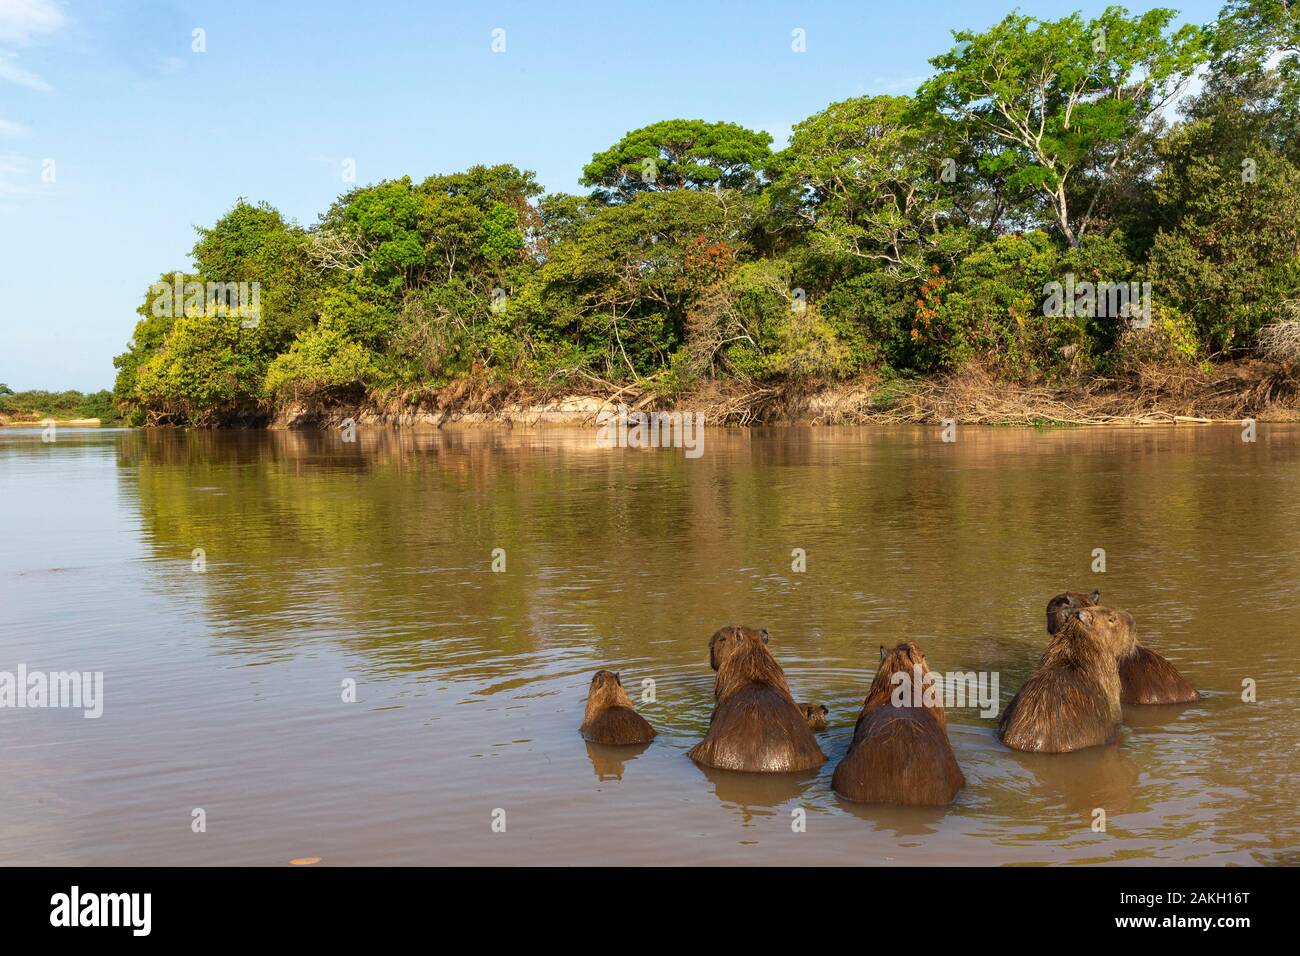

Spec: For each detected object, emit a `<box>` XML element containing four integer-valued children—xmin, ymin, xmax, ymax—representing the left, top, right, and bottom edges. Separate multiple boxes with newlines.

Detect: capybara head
<box><xmin>802</xmin><ymin>703</ymin><xmax>830</xmax><ymax>730</ymax></box>
<box><xmin>586</xmin><ymin>670</ymin><xmax>630</xmax><ymax>708</ymax></box>
<box><xmin>708</xmin><ymin>625</ymin><xmax>769</xmax><ymax>671</ymax></box>
<box><xmin>865</xmin><ymin>641</ymin><xmax>931</xmax><ymax>705</ymax></box>
<box><xmin>1046</xmin><ymin>589</ymin><xmax>1100</xmax><ymax>634</ymax></box>
<box><xmin>1069</xmin><ymin>604</ymin><xmax>1137</xmax><ymax>660</ymax></box>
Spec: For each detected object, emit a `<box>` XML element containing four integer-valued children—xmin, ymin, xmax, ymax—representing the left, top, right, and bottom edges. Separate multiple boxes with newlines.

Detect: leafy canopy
<box><xmin>917</xmin><ymin>6</ymin><xmax>1206</xmax><ymax>245</ymax></box>
<box><xmin>581</xmin><ymin>119</ymin><xmax>772</xmax><ymax>201</ymax></box>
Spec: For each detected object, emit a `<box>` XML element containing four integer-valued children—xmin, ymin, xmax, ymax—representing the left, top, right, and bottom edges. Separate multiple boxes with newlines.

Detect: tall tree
<box><xmin>917</xmin><ymin>6</ymin><xmax>1206</xmax><ymax>246</ymax></box>
<box><xmin>526</xmin><ymin>189</ymin><xmax>744</xmax><ymax>376</ymax></box>
<box><xmin>581</xmin><ymin>120</ymin><xmax>772</xmax><ymax>201</ymax></box>
<box><xmin>765</xmin><ymin>95</ymin><xmax>955</xmax><ymax>279</ymax></box>
<box><xmin>1213</xmin><ymin>0</ymin><xmax>1300</xmax><ymax>109</ymax></box>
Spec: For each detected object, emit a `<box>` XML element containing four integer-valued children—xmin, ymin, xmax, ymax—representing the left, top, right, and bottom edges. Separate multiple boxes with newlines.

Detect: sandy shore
<box><xmin>0</xmin><ymin>417</ymin><xmax>102</xmax><ymax>427</ymax></box>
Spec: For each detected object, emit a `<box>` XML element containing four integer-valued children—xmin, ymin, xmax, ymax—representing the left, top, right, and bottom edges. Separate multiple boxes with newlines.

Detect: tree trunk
<box><xmin>1054</xmin><ymin>185</ymin><xmax>1078</xmax><ymax>247</ymax></box>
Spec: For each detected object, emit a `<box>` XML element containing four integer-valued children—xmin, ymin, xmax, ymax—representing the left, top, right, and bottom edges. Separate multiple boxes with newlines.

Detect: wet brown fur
<box><xmin>831</xmin><ymin>642</ymin><xmax>965</xmax><ymax>806</ymax></box>
<box><xmin>1046</xmin><ymin>590</ymin><xmax>1198</xmax><ymax>705</ymax></box>
<box><xmin>1000</xmin><ymin>605</ymin><xmax>1137</xmax><ymax>753</ymax></box>
<box><xmin>801</xmin><ymin>703</ymin><xmax>829</xmax><ymax>731</ymax></box>
<box><xmin>687</xmin><ymin>626</ymin><xmax>826</xmax><ymax>773</ymax></box>
<box><xmin>580</xmin><ymin>670</ymin><xmax>656</xmax><ymax>745</ymax></box>
<box><xmin>1046</xmin><ymin>590</ymin><xmax>1100</xmax><ymax>635</ymax></box>
<box><xmin>1119</xmin><ymin>644</ymin><xmax>1200</xmax><ymax>704</ymax></box>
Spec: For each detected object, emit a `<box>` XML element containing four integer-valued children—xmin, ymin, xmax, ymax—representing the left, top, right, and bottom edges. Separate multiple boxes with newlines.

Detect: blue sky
<box><xmin>0</xmin><ymin>0</ymin><xmax>1223</xmax><ymax>391</ymax></box>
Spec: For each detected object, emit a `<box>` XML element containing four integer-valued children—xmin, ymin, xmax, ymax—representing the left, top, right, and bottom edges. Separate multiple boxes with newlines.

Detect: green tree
<box><xmin>131</xmin><ymin>304</ymin><xmax>267</xmax><ymax>424</ymax></box>
<box><xmin>524</xmin><ymin>189</ymin><xmax>744</xmax><ymax>377</ymax></box>
<box><xmin>581</xmin><ymin>120</ymin><xmax>772</xmax><ymax>201</ymax></box>
<box><xmin>113</xmin><ymin>273</ymin><xmax>187</xmax><ymax>416</ymax></box>
<box><xmin>766</xmin><ymin>95</ymin><xmax>959</xmax><ymax>279</ymax></box>
<box><xmin>1213</xmin><ymin>0</ymin><xmax>1300</xmax><ymax>109</ymax></box>
<box><xmin>917</xmin><ymin>7</ymin><xmax>1206</xmax><ymax>246</ymax></box>
<box><xmin>263</xmin><ymin>320</ymin><xmax>378</xmax><ymax>404</ymax></box>
<box><xmin>1149</xmin><ymin>137</ymin><xmax>1300</xmax><ymax>352</ymax></box>
<box><xmin>191</xmin><ymin>199</ymin><xmax>318</xmax><ymax>351</ymax></box>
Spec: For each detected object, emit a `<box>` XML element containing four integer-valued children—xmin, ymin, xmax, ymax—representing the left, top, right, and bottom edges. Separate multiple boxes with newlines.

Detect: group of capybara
<box><xmin>580</xmin><ymin>590</ymin><xmax>1199</xmax><ymax>806</ymax></box>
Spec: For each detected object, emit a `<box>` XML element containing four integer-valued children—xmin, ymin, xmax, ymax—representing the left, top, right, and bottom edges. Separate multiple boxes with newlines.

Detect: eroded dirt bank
<box><xmin>269</xmin><ymin>362</ymin><xmax>1300</xmax><ymax>429</ymax></box>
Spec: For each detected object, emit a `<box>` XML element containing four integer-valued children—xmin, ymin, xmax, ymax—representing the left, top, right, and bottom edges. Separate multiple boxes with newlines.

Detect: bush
<box><xmin>1149</xmin><ymin>144</ymin><xmax>1300</xmax><ymax>352</ymax></box>
<box><xmin>1256</xmin><ymin>301</ymin><xmax>1300</xmax><ymax>364</ymax></box>
<box><xmin>1109</xmin><ymin>304</ymin><xmax>1206</xmax><ymax>373</ymax></box>
<box><xmin>818</xmin><ymin>269</ymin><xmax>914</xmax><ymax>371</ymax></box>
<box><xmin>932</xmin><ymin>232</ymin><xmax>1064</xmax><ymax>378</ymax></box>
<box><xmin>133</xmin><ymin>307</ymin><xmax>266</xmax><ymax>424</ymax></box>
<box><xmin>264</xmin><ymin>322</ymin><xmax>378</xmax><ymax>404</ymax></box>
<box><xmin>691</xmin><ymin>261</ymin><xmax>853</xmax><ymax>382</ymax></box>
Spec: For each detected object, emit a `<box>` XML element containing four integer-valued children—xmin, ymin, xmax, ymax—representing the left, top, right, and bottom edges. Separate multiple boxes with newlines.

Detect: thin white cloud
<box><xmin>0</xmin><ymin>0</ymin><xmax>67</xmax><ymax>46</ymax></box>
<box><xmin>0</xmin><ymin>0</ymin><xmax>66</xmax><ymax>92</ymax></box>
<box><xmin>0</xmin><ymin>53</ymin><xmax>51</xmax><ymax>91</ymax></box>
<box><xmin>0</xmin><ymin>117</ymin><xmax>30</xmax><ymax>137</ymax></box>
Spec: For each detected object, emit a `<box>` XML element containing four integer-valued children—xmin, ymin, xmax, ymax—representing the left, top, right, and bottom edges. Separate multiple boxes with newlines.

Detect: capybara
<box><xmin>1045</xmin><ymin>590</ymin><xmax>1198</xmax><ymax>704</ymax></box>
<box><xmin>1120</xmin><ymin>644</ymin><xmax>1200</xmax><ymax>704</ymax></box>
<box><xmin>801</xmin><ymin>703</ymin><xmax>830</xmax><ymax>731</ymax></box>
<box><xmin>1000</xmin><ymin>604</ymin><xmax>1137</xmax><ymax>753</ymax></box>
<box><xmin>687</xmin><ymin>626</ymin><xmax>826</xmax><ymax>773</ymax></box>
<box><xmin>1046</xmin><ymin>589</ymin><xmax>1101</xmax><ymax>635</ymax></box>
<box><xmin>831</xmin><ymin>642</ymin><xmax>965</xmax><ymax>806</ymax></box>
<box><xmin>579</xmin><ymin>670</ymin><xmax>656</xmax><ymax>745</ymax></box>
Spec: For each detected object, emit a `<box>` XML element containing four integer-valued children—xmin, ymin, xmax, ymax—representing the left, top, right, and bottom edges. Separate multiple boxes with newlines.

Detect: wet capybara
<box><xmin>801</xmin><ymin>703</ymin><xmax>830</xmax><ymax>731</ymax></box>
<box><xmin>579</xmin><ymin>670</ymin><xmax>656</xmax><ymax>745</ymax></box>
<box><xmin>831</xmin><ymin>642</ymin><xmax>965</xmax><ymax>806</ymax></box>
<box><xmin>1120</xmin><ymin>644</ymin><xmax>1200</xmax><ymax>704</ymax></box>
<box><xmin>1046</xmin><ymin>589</ymin><xmax>1101</xmax><ymax>635</ymax></box>
<box><xmin>1045</xmin><ymin>590</ymin><xmax>1198</xmax><ymax>705</ymax></box>
<box><xmin>687</xmin><ymin>626</ymin><xmax>826</xmax><ymax>773</ymax></box>
<box><xmin>999</xmin><ymin>604</ymin><xmax>1137</xmax><ymax>753</ymax></box>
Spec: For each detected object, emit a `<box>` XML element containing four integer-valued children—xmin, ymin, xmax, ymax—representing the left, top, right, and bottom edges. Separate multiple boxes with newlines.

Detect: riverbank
<box><xmin>0</xmin><ymin>387</ymin><xmax>117</xmax><ymax>427</ymax></box>
<box><xmin>0</xmin><ymin>416</ymin><xmax>102</xmax><ymax>427</ymax></box>
<box><xmin>267</xmin><ymin>361</ymin><xmax>1300</xmax><ymax>429</ymax></box>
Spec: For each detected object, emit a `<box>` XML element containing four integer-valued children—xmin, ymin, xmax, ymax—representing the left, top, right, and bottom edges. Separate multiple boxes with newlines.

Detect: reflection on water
<box><xmin>585</xmin><ymin>741</ymin><xmax>651</xmax><ymax>782</ymax></box>
<box><xmin>697</xmin><ymin>764</ymin><xmax>822</xmax><ymax>821</ymax></box>
<box><xmin>0</xmin><ymin>425</ymin><xmax>1296</xmax><ymax>865</ymax></box>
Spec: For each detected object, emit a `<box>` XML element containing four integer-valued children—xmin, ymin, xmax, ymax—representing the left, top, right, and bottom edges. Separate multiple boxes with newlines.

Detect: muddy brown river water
<box><xmin>1</xmin><ymin>425</ymin><xmax>1295</xmax><ymax>865</ymax></box>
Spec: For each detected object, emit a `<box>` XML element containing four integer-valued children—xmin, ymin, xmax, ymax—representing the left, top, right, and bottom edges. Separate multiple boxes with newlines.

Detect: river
<box><xmin>0</xmin><ymin>425</ymin><xmax>1295</xmax><ymax>864</ymax></box>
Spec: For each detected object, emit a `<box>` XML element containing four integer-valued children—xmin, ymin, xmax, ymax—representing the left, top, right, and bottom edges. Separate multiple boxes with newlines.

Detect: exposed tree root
<box><xmin>270</xmin><ymin>360</ymin><xmax>1300</xmax><ymax>429</ymax></box>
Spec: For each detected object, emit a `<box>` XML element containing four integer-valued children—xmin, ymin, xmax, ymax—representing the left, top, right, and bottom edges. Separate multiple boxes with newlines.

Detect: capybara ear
<box><xmin>760</xmin><ymin>628</ymin><xmax>770</xmax><ymax>644</ymax></box>
<box><xmin>1089</xmin><ymin>589</ymin><xmax>1101</xmax><ymax>603</ymax></box>
<box><xmin>879</xmin><ymin>645</ymin><xmax>886</xmax><ymax>663</ymax></box>
<box><xmin>1075</xmin><ymin>607</ymin><xmax>1095</xmax><ymax>627</ymax></box>
<box><xmin>614</xmin><ymin>672</ymin><xmax>621</xmax><ymax>683</ymax></box>
<box><xmin>819</xmin><ymin>705</ymin><xmax>828</xmax><ymax>715</ymax></box>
